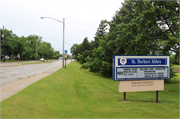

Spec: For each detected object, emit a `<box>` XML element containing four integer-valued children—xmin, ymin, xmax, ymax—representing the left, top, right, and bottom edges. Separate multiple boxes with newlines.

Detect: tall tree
<box><xmin>70</xmin><ymin>43</ymin><xmax>82</xmax><ymax>59</ymax></box>
<box><xmin>94</xmin><ymin>20</ymin><xmax>109</xmax><ymax>48</ymax></box>
<box><xmin>0</xmin><ymin>28</ymin><xmax>17</xmax><ymax>59</ymax></box>
<box><xmin>76</xmin><ymin>0</ymin><xmax>179</xmax><ymax>78</ymax></box>
<box><xmin>81</xmin><ymin>37</ymin><xmax>89</xmax><ymax>52</ymax></box>
<box><xmin>95</xmin><ymin>20</ymin><xmax>108</xmax><ymax>37</ymax></box>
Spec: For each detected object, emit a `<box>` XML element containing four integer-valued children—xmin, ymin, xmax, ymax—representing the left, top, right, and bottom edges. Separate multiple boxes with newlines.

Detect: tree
<box><xmin>95</xmin><ymin>20</ymin><xmax>108</xmax><ymax>37</ymax></box>
<box><xmin>38</xmin><ymin>41</ymin><xmax>54</xmax><ymax>60</ymax></box>
<box><xmin>94</xmin><ymin>20</ymin><xmax>109</xmax><ymax>49</ymax></box>
<box><xmin>73</xmin><ymin>0</ymin><xmax>179</xmax><ymax>79</ymax></box>
<box><xmin>171</xmin><ymin>54</ymin><xmax>179</xmax><ymax>65</ymax></box>
<box><xmin>0</xmin><ymin>28</ymin><xmax>17</xmax><ymax>60</ymax></box>
<box><xmin>71</xmin><ymin>43</ymin><xmax>82</xmax><ymax>60</ymax></box>
<box><xmin>81</xmin><ymin>37</ymin><xmax>89</xmax><ymax>53</ymax></box>
<box><xmin>13</xmin><ymin>36</ymin><xmax>26</xmax><ymax>59</ymax></box>
<box><xmin>53</xmin><ymin>51</ymin><xmax>60</xmax><ymax>59</ymax></box>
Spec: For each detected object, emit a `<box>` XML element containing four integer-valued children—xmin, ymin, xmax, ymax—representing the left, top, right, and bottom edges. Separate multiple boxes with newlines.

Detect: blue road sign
<box><xmin>64</xmin><ymin>50</ymin><xmax>67</xmax><ymax>54</ymax></box>
<box><xmin>113</xmin><ymin>55</ymin><xmax>170</xmax><ymax>81</ymax></box>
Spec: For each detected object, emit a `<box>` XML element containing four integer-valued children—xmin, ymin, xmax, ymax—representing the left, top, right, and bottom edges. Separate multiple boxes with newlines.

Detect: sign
<box><xmin>113</xmin><ymin>56</ymin><xmax>170</xmax><ymax>81</ymax></box>
<box><xmin>65</xmin><ymin>54</ymin><xmax>67</xmax><ymax>59</ymax></box>
<box><xmin>118</xmin><ymin>58</ymin><xmax>167</xmax><ymax>65</ymax></box>
<box><xmin>64</xmin><ymin>50</ymin><xmax>67</xmax><ymax>54</ymax></box>
<box><xmin>17</xmin><ymin>54</ymin><xmax>20</xmax><ymax>57</ymax></box>
<box><xmin>119</xmin><ymin>79</ymin><xmax>164</xmax><ymax>92</ymax></box>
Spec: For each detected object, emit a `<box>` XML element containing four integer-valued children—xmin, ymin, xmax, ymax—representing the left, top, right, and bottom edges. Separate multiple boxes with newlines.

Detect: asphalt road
<box><xmin>0</xmin><ymin>59</ymin><xmax>73</xmax><ymax>87</ymax></box>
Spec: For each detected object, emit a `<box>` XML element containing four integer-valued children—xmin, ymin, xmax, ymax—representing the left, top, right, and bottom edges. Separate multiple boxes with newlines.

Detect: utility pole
<box><xmin>40</xmin><ymin>17</ymin><xmax>65</xmax><ymax>66</ymax></box>
<box><xmin>3</xmin><ymin>25</ymin><xmax>5</xmax><ymax>62</ymax></box>
<box><xmin>71</xmin><ymin>48</ymin><xmax>73</xmax><ymax>63</ymax></box>
<box><xmin>59</xmin><ymin>49</ymin><xmax>61</xmax><ymax>60</ymax></box>
<box><xmin>62</xmin><ymin>18</ymin><xmax>65</xmax><ymax>67</ymax></box>
<box><xmin>36</xmin><ymin>37</ymin><xmax>37</xmax><ymax>60</ymax></box>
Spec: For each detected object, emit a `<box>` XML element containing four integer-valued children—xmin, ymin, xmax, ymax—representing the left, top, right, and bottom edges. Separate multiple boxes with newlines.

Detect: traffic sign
<box><xmin>64</xmin><ymin>50</ymin><xmax>67</xmax><ymax>54</ymax></box>
<box><xmin>113</xmin><ymin>55</ymin><xmax>170</xmax><ymax>81</ymax></box>
<box><xmin>65</xmin><ymin>54</ymin><xmax>67</xmax><ymax>59</ymax></box>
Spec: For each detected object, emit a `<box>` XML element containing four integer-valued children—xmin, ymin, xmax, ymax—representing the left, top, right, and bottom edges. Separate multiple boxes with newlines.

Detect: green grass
<box><xmin>1</xmin><ymin>61</ymin><xmax>179</xmax><ymax>118</ymax></box>
<box><xmin>1</xmin><ymin>60</ymin><xmax>35</xmax><ymax>63</ymax></box>
<box><xmin>22</xmin><ymin>61</ymin><xmax>53</xmax><ymax>64</ymax></box>
<box><xmin>172</xmin><ymin>64</ymin><xmax>180</xmax><ymax>68</ymax></box>
<box><xmin>165</xmin><ymin>72</ymin><xmax>180</xmax><ymax>83</ymax></box>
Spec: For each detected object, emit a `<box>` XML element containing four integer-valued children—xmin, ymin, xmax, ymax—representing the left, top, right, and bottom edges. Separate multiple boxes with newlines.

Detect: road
<box><xmin>0</xmin><ymin>59</ymin><xmax>73</xmax><ymax>87</ymax></box>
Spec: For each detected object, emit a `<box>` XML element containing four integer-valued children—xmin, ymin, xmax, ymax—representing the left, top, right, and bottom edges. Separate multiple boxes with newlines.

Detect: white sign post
<box><xmin>113</xmin><ymin>55</ymin><xmax>170</xmax><ymax>103</ymax></box>
<box><xmin>64</xmin><ymin>50</ymin><xmax>67</xmax><ymax>68</ymax></box>
<box><xmin>65</xmin><ymin>54</ymin><xmax>67</xmax><ymax>59</ymax></box>
<box><xmin>17</xmin><ymin>54</ymin><xmax>20</xmax><ymax>64</ymax></box>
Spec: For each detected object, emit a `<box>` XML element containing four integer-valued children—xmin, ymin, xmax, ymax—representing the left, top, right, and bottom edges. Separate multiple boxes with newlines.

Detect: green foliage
<box><xmin>67</xmin><ymin>54</ymin><xmax>71</xmax><ymax>58</ymax></box>
<box><xmin>95</xmin><ymin>20</ymin><xmax>108</xmax><ymax>37</ymax></box>
<box><xmin>1</xmin><ymin>29</ymin><xmax>16</xmax><ymax>59</ymax></box>
<box><xmin>77</xmin><ymin>50</ymin><xmax>91</xmax><ymax>64</ymax></box>
<box><xmin>88</xmin><ymin>46</ymin><xmax>108</xmax><ymax>75</ymax></box>
<box><xmin>75</xmin><ymin>1</ymin><xmax>179</xmax><ymax>80</ymax></box>
<box><xmin>53</xmin><ymin>51</ymin><xmax>60</xmax><ymax>59</ymax></box>
<box><xmin>81</xmin><ymin>37</ymin><xmax>89</xmax><ymax>52</ymax></box>
<box><xmin>171</xmin><ymin>54</ymin><xmax>179</xmax><ymax>65</ymax></box>
<box><xmin>0</xmin><ymin>28</ymin><xmax>58</xmax><ymax>60</ymax></box>
<box><xmin>165</xmin><ymin>63</ymin><xmax>178</xmax><ymax>83</ymax></box>
<box><xmin>77</xmin><ymin>53</ymin><xmax>83</xmax><ymax>64</ymax></box>
<box><xmin>70</xmin><ymin>43</ymin><xmax>82</xmax><ymax>60</ymax></box>
<box><xmin>81</xmin><ymin>63</ymin><xmax>89</xmax><ymax>69</ymax></box>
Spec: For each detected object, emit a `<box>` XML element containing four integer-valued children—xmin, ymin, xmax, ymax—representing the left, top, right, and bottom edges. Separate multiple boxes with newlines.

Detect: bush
<box><xmin>81</xmin><ymin>63</ymin><xmax>89</xmax><ymax>69</ymax></box>
<box><xmin>171</xmin><ymin>54</ymin><xmax>179</xmax><ymax>65</ymax></box>
<box><xmin>165</xmin><ymin>64</ymin><xmax>178</xmax><ymax>83</ymax></box>
<box><xmin>77</xmin><ymin>53</ymin><xmax>83</xmax><ymax>64</ymax></box>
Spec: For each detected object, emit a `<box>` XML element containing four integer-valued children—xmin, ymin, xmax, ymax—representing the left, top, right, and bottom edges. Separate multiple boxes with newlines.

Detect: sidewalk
<box><xmin>0</xmin><ymin>61</ymin><xmax>71</xmax><ymax>102</ymax></box>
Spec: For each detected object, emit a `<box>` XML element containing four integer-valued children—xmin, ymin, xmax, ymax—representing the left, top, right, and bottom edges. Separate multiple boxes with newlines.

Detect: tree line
<box><xmin>71</xmin><ymin>1</ymin><xmax>179</xmax><ymax>77</ymax></box>
<box><xmin>0</xmin><ymin>28</ymin><xmax>66</xmax><ymax>60</ymax></box>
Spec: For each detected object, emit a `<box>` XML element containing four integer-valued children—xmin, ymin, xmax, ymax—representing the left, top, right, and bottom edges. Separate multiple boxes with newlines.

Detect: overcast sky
<box><xmin>0</xmin><ymin>0</ymin><xmax>123</xmax><ymax>55</ymax></box>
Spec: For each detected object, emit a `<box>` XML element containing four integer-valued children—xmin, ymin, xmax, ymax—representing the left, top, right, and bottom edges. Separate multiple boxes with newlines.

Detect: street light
<box><xmin>2</xmin><ymin>25</ymin><xmax>5</xmax><ymax>62</ymax></box>
<box><xmin>36</xmin><ymin>36</ymin><xmax>38</xmax><ymax>60</ymax></box>
<box><xmin>41</xmin><ymin>17</ymin><xmax>65</xmax><ymax>67</ymax></box>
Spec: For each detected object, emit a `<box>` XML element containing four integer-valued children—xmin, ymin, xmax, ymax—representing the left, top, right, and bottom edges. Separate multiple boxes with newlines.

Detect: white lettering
<box><xmin>152</xmin><ymin>59</ymin><xmax>161</xmax><ymax>64</ymax></box>
<box><xmin>132</xmin><ymin>59</ymin><xmax>136</xmax><ymax>64</ymax></box>
<box><xmin>137</xmin><ymin>59</ymin><xmax>150</xmax><ymax>64</ymax></box>
<box><xmin>137</xmin><ymin>60</ymin><xmax>142</xmax><ymax>64</ymax></box>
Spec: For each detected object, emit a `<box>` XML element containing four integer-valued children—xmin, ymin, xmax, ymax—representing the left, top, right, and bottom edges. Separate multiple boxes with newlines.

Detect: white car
<box><xmin>39</xmin><ymin>58</ymin><xmax>44</xmax><ymax>61</ymax></box>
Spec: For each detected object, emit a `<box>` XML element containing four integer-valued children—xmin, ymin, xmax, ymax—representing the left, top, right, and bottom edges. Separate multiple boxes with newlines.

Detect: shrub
<box><xmin>81</xmin><ymin>63</ymin><xmax>89</xmax><ymax>69</ymax></box>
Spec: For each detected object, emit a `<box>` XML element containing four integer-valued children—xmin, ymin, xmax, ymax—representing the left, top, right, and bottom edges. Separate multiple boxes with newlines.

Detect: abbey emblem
<box><xmin>120</xmin><ymin>57</ymin><xmax>126</xmax><ymax>65</ymax></box>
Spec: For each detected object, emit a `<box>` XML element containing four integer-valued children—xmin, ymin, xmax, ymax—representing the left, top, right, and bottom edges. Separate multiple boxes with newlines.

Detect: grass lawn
<box><xmin>22</xmin><ymin>61</ymin><xmax>53</xmax><ymax>64</ymax></box>
<box><xmin>172</xmin><ymin>64</ymin><xmax>180</xmax><ymax>68</ymax></box>
<box><xmin>1</xmin><ymin>61</ymin><xmax>179</xmax><ymax>118</ymax></box>
<box><xmin>171</xmin><ymin>64</ymin><xmax>180</xmax><ymax>74</ymax></box>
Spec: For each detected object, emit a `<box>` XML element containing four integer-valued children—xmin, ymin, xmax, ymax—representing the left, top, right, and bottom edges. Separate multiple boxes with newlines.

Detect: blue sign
<box><xmin>113</xmin><ymin>55</ymin><xmax>170</xmax><ymax>81</ymax></box>
<box><xmin>118</xmin><ymin>58</ymin><xmax>167</xmax><ymax>65</ymax></box>
<box><xmin>64</xmin><ymin>50</ymin><xmax>67</xmax><ymax>54</ymax></box>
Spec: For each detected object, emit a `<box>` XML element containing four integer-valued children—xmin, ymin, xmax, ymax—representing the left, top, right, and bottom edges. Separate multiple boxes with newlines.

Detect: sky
<box><xmin>0</xmin><ymin>0</ymin><xmax>124</xmax><ymax>55</ymax></box>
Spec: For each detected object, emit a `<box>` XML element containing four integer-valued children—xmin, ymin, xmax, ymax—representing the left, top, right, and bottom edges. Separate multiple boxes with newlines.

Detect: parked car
<box><xmin>19</xmin><ymin>57</ymin><xmax>23</xmax><ymax>60</ymax></box>
<box><xmin>2</xmin><ymin>55</ymin><xmax>10</xmax><ymax>60</ymax></box>
<box><xmin>39</xmin><ymin>58</ymin><xmax>44</xmax><ymax>61</ymax></box>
